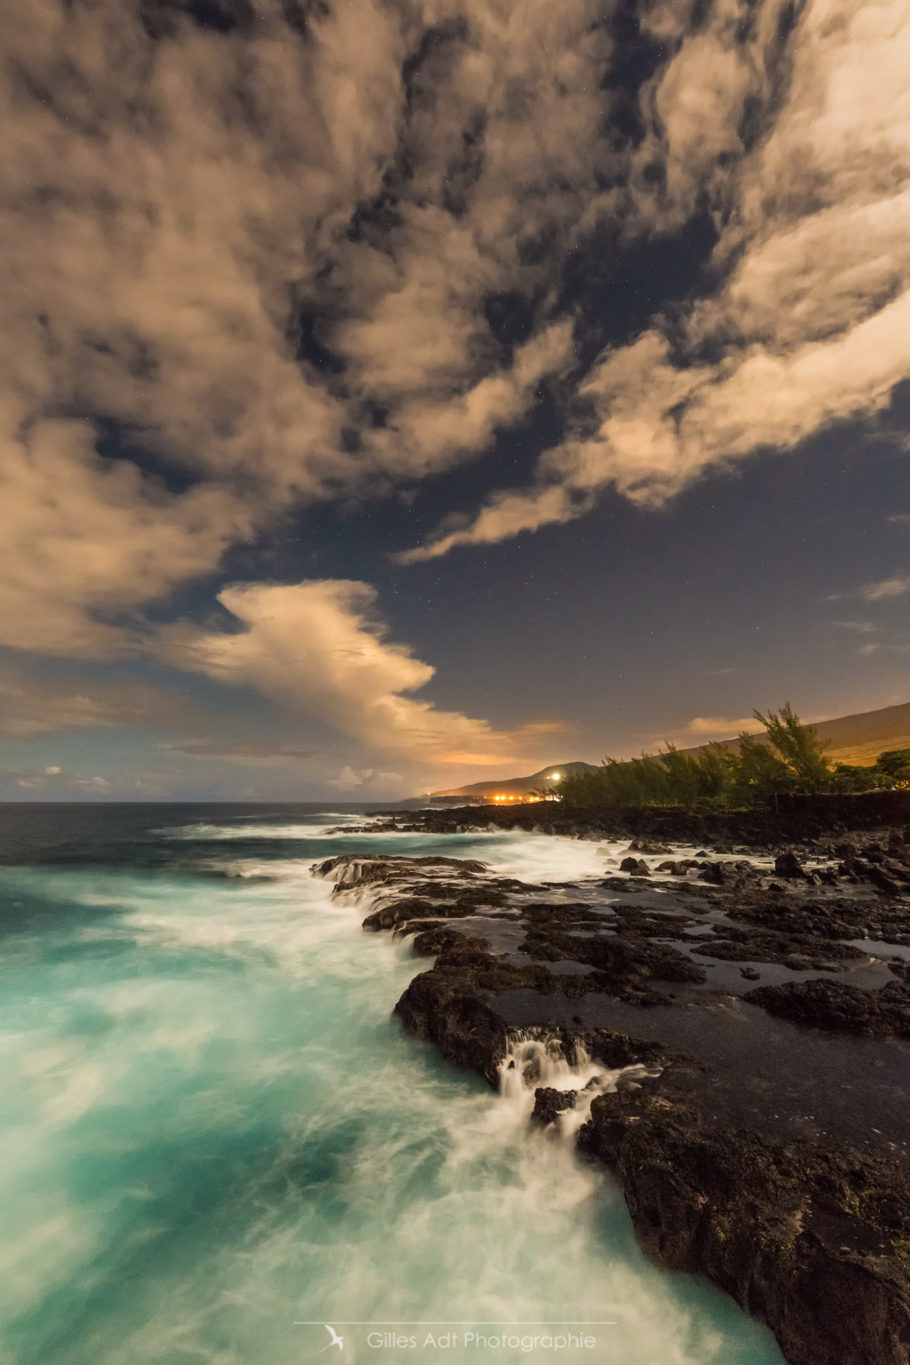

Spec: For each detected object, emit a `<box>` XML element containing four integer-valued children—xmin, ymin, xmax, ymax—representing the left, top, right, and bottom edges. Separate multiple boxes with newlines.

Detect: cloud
<box><xmin>831</xmin><ymin>619</ymin><xmax>879</xmax><ymax>634</ymax></box>
<box><xmin>655</xmin><ymin>710</ymin><xmax>835</xmax><ymax>746</ymax></box>
<box><xmin>168</xmin><ymin>579</ymin><xmax>563</xmax><ymax>770</ymax></box>
<box><xmin>828</xmin><ymin>609</ymin><xmax>910</xmax><ymax>652</ymax></box>
<box><xmin>328</xmin><ymin>765</ymin><xmax>404</xmax><ymax>794</ymax></box>
<box><xmin>6</xmin><ymin>0</ymin><xmax>908</xmax><ymax>696</ymax></box>
<box><xmin>395</xmin><ymin>483</ymin><xmax>588</xmax><ymax>563</ymax></box>
<box><xmin>0</xmin><ymin>658</ymin><xmax>201</xmax><ymax>737</ymax></box>
<box><xmin>369</xmin><ymin>321</ymin><xmax>576</xmax><ymax>487</ymax></box>
<box><xmin>403</xmin><ymin>0</ymin><xmax>910</xmax><ymax>557</ymax></box>
<box><xmin>831</xmin><ymin>575</ymin><xmax>910</xmax><ymax>603</ymax></box>
<box><xmin>162</xmin><ymin>739</ymin><xmax>322</xmax><ymax>763</ymax></box>
<box><xmin>679</xmin><ymin>716</ymin><xmax>758</xmax><ymax>738</ymax></box>
<box><xmin>0</xmin><ymin>418</ymin><xmax>250</xmax><ymax>656</ymax></box>
<box><xmin>13</xmin><ymin>770</ymin><xmax>109</xmax><ymax>792</ymax></box>
<box><xmin>858</xmin><ymin>576</ymin><xmax>910</xmax><ymax>601</ymax></box>
<box><xmin>0</xmin><ymin>0</ymin><xmax>610</xmax><ymax>655</ymax></box>
<box><xmin>857</xmin><ymin>639</ymin><xmax>910</xmax><ymax>656</ymax></box>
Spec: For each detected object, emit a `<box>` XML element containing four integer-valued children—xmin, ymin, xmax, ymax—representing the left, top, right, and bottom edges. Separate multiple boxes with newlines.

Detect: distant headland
<box><xmin>419</xmin><ymin>700</ymin><xmax>910</xmax><ymax>805</ymax></box>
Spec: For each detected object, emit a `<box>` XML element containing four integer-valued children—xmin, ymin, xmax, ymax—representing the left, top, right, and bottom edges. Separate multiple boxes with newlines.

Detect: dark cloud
<box><xmin>163</xmin><ymin>738</ymin><xmax>323</xmax><ymax>760</ymax></box>
<box><xmin>0</xmin><ymin>657</ymin><xmax>202</xmax><ymax>736</ymax></box>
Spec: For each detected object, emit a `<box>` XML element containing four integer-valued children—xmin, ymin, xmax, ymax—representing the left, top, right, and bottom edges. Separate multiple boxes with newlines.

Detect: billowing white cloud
<box><xmin>405</xmin><ymin>0</ymin><xmax>910</xmax><ymax>558</ymax></box>
<box><xmin>169</xmin><ymin>579</ymin><xmax>563</xmax><ymax>770</ymax></box>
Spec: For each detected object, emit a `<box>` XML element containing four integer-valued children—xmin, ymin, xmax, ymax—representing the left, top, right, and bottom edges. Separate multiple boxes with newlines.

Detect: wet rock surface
<box><xmin>577</xmin><ymin>1088</ymin><xmax>910</xmax><ymax>1365</ymax></box>
<box><xmin>313</xmin><ymin>819</ymin><xmax>910</xmax><ymax>1365</ymax></box>
<box><xmin>375</xmin><ymin>789</ymin><xmax>910</xmax><ymax>845</ymax></box>
<box><xmin>530</xmin><ymin>1085</ymin><xmax>578</xmax><ymax>1124</ymax></box>
<box><xmin>744</xmin><ymin>977</ymin><xmax>910</xmax><ymax>1038</ymax></box>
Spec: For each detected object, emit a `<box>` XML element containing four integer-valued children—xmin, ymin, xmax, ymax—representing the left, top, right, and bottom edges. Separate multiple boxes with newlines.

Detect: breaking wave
<box><xmin>0</xmin><ymin>805</ymin><xmax>783</xmax><ymax>1365</ymax></box>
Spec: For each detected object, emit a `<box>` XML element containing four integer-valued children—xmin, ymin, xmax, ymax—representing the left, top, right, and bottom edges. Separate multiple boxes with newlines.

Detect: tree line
<box><xmin>552</xmin><ymin>705</ymin><xmax>910</xmax><ymax>809</ymax></box>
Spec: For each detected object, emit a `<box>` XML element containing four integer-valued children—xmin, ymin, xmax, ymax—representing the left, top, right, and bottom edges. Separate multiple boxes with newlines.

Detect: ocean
<box><xmin>0</xmin><ymin>803</ymin><xmax>784</xmax><ymax>1365</ymax></box>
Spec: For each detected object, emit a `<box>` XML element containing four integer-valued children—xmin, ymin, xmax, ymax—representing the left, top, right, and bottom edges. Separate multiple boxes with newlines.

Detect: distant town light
<box><xmin>550</xmin><ymin>772</ymin><xmax>561</xmax><ymax>781</ymax></box>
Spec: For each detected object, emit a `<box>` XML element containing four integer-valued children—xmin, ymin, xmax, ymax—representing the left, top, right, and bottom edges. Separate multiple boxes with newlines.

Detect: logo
<box><xmin>318</xmin><ymin>1325</ymin><xmax>345</xmax><ymax>1354</ymax></box>
<box><xmin>293</xmin><ymin>1319</ymin><xmax>614</xmax><ymax>1354</ymax></box>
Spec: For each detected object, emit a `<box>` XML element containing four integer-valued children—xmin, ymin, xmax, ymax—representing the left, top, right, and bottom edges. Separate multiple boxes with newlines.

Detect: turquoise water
<box><xmin>0</xmin><ymin>806</ymin><xmax>784</xmax><ymax>1364</ymax></box>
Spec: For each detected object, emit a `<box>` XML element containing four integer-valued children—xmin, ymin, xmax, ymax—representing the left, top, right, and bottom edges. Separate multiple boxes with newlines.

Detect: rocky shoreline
<box><xmin>375</xmin><ymin>788</ymin><xmax>910</xmax><ymax>845</ymax></box>
<box><xmin>313</xmin><ymin>800</ymin><xmax>910</xmax><ymax>1365</ymax></box>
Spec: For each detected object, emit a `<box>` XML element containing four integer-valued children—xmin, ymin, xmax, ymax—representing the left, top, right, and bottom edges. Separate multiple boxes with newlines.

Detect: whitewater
<box><xmin>0</xmin><ymin>804</ymin><xmax>784</xmax><ymax>1364</ymax></box>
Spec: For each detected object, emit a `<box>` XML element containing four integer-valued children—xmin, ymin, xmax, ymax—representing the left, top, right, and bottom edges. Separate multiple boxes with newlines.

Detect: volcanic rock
<box><xmin>531</xmin><ymin>1087</ymin><xmax>578</xmax><ymax>1124</ymax></box>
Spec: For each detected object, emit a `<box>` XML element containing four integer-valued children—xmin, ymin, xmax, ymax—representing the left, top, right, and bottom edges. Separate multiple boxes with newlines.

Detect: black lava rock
<box><xmin>531</xmin><ymin>1087</ymin><xmax>578</xmax><ymax>1124</ymax></box>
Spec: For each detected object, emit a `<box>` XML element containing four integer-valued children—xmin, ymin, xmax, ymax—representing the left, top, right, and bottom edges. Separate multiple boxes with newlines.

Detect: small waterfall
<box><xmin>498</xmin><ymin>1032</ymin><xmax>662</xmax><ymax>1137</ymax></box>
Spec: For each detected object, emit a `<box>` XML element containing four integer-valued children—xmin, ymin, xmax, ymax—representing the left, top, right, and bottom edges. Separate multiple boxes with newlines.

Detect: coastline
<box><xmin>315</xmin><ymin>795</ymin><xmax>910</xmax><ymax>1365</ymax></box>
<box><xmin>378</xmin><ymin>789</ymin><xmax>910</xmax><ymax>847</ymax></box>
<box><xmin>7</xmin><ymin>804</ymin><xmax>789</xmax><ymax>1365</ymax></box>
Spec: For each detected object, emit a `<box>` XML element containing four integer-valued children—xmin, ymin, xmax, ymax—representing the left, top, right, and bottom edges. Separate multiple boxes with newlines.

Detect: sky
<box><xmin>0</xmin><ymin>0</ymin><xmax>909</xmax><ymax>801</ymax></box>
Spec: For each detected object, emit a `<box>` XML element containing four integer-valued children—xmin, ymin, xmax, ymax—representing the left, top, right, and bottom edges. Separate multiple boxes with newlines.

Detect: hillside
<box><xmin>429</xmin><ymin>702</ymin><xmax>910</xmax><ymax>799</ymax></box>
<box><xmin>688</xmin><ymin>700</ymin><xmax>910</xmax><ymax>767</ymax></box>
<box><xmin>799</xmin><ymin>701</ymin><xmax>910</xmax><ymax>765</ymax></box>
<box><xmin>431</xmin><ymin>761</ymin><xmax>600</xmax><ymax>800</ymax></box>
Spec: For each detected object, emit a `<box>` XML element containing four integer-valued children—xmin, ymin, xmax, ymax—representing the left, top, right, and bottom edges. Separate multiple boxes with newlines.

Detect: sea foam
<box><xmin>0</xmin><ymin>809</ymin><xmax>784</xmax><ymax>1365</ymax></box>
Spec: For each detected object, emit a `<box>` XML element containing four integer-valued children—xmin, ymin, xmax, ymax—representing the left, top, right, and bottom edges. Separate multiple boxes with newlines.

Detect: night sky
<box><xmin>1</xmin><ymin>0</ymin><xmax>908</xmax><ymax>799</ymax></box>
